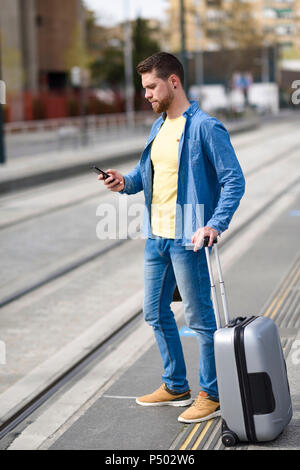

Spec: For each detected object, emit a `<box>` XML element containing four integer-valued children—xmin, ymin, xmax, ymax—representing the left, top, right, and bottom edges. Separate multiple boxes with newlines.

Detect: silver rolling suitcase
<box><xmin>204</xmin><ymin>238</ymin><xmax>293</xmax><ymax>447</ymax></box>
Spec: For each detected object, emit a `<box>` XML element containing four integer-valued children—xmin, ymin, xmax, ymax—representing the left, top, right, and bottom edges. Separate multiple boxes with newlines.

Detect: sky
<box><xmin>83</xmin><ymin>0</ymin><xmax>168</xmax><ymax>26</ymax></box>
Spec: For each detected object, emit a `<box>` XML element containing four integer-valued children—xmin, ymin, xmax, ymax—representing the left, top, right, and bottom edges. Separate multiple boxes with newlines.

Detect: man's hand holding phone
<box><xmin>92</xmin><ymin>166</ymin><xmax>125</xmax><ymax>192</ymax></box>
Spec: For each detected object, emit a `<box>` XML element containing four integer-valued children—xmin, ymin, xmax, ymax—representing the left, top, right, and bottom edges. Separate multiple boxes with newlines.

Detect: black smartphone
<box><xmin>90</xmin><ymin>165</ymin><xmax>115</xmax><ymax>182</ymax></box>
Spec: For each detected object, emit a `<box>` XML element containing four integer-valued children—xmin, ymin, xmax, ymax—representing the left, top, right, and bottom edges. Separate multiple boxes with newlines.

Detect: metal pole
<box><xmin>79</xmin><ymin>2</ymin><xmax>88</xmax><ymax>146</ymax></box>
<box><xmin>180</xmin><ymin>0</ymin><xmax>189</xmax><ymax>94</ymax></box>
<box><xmin>195</xmin><ymin>13</ymin><xmax>204</xmax><ymax>86</ymax></box>
<box><xmin>123</xmin><ymin>0</ymin><xmax>135</xmax><ymax>128</ymax></box>
<box><xmin>0</xmin><ymin>33</ymin><xmax>6</xmax><ymax>164</ymax></box>
<box><xmin>195</xmin><ymin>50</ymin><xmax>204</xmax><ymax>87</ymax></box>
<box><xmin>262</xmin><ymin>44</ymin><xmax>270</xmax><ymax>83</ymax></box>
<box><xmin>214</xmin><ymin>245</ymin><xmax>230</xmax><ymax>325</ymax></box>
<box><xmin>204</xmin><ymin>246</ymin><xmax>222</xmax><ymax>330</ymax></box>
<box><xmin>80</xmin><ymin>71</ymin><xmax>88</xmax><ymax>146</ymax></box>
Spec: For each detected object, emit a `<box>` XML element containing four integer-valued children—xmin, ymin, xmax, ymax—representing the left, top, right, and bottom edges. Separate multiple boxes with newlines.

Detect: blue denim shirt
<box><xmin>120</xmin><ymin>101</ymin><xmax>245</xmax><ymax>246</ymax></box>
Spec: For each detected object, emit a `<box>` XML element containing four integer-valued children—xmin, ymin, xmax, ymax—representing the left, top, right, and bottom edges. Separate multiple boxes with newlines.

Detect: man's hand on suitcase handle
<box><xmin>192</xmin><ymin>226</ymin><xmax>219</xmax><ymax>252</ymax></box>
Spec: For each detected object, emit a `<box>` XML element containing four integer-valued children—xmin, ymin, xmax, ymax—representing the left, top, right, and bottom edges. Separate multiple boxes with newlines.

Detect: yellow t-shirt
<box><xmin>150</xmin><ymin>115</ymin><xmax>186</xmax><ymax>238</ymax></box>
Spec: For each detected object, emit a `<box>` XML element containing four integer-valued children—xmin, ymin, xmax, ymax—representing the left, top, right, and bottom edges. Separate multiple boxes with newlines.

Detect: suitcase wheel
<box><xmin>222</xmin><ymin>430</ymin><xmax>238</xmax><ymax>447</ymax></box>
<box><xmin>221</xmin><ymin>420</ymin><xmax>238</xmax><ymax>447</ymax></box>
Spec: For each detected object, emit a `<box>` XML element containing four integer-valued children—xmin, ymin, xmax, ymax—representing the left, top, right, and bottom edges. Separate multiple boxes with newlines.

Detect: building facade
<box><xmin>167</xmin><ymin>0</ymin><xmax>300</xmax><ymax>55</ymax></box>
<box><xmin>0</xmin><ymin>0</ymin><xmax>25</xmax><ymax>120</ymax></box>
<box><xmin>0</xmin><ymin>0</ymin><xmax>84</xmax><ymax>120</ymax></box>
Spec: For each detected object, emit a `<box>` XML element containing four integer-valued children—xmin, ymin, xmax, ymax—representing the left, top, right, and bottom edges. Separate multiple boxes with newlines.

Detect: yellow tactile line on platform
<box><xmin>191</xmin><ymin>420</ymin><xmax>214</xmax><ymax>450</ymax></box>
<box><xmin>263</xmin><ymin>258</ymin><xmax>299</xmax><ymax>318</ymax></box>
<box><xmin>179</xmin><ymin>423</ymin><xmax>201</xmax><ymax>450</ymax></box>
<box><xmin>264</xmin><ymin>260</ymin><xmax>300</xmax><ymax>320</ymax></box>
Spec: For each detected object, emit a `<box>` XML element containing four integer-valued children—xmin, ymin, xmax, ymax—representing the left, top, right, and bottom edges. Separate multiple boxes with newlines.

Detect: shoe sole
<box><xmin>177</xmin><ymin>409</ymin><xmax>221</xmax><ymax>423</ymax></box>
<box><xmin>136</xmin><ymin>397</ymin><xmax>193</xmax><ymax>407</ymax></box>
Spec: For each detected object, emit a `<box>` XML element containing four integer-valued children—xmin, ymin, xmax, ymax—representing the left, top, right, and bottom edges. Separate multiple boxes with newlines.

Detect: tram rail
<box><xmin>1</xmin><ymin>122</ymin><xmax>300</xmax><ymax>309</ymax></box>
<box><xmin>0</xmin><ymin>119</ymin><xmax>299</xmax><ymax>449</ymax></box>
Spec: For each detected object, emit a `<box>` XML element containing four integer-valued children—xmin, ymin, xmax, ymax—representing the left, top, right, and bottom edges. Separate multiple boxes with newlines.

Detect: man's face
<box><xmin>141</xmin><ymin>70</ymin><xmax>174</xmax><ymax>114</ymax></box>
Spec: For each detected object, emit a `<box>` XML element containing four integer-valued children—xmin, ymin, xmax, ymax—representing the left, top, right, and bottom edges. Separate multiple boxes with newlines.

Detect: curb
<box><xmin>0</xmin><ymin>290</ymin><xmax>144</xmax><ymax>426</ymax></box>
<box><xmin>0</xmin><ymin>150</ymin><xmax>142</xmax><ymax>195</ymax></box>
<box><xmin>0</xmin><ymin>119</ymin><xmax>260</xmax><ymax>195</ymax></box>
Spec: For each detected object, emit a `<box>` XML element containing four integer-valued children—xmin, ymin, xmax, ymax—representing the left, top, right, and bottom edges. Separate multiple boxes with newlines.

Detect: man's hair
<box><xmin>136</xmin><ymin>52</ymin><xmax>184</xmax><ymax>86</ymax></box>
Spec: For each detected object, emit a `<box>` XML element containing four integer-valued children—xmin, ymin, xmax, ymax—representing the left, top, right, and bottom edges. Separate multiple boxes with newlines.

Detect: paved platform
<box><xmin>0</xmin><ymin>133</ymin><xmax>149</xmax><ymax>195</ymax></box>
<box><xmin>48</xmin><ymin>181</ymin><xmax>300</xmax><ymax>450</ymax></box>
<box><xmin>2</xmin><ymin>112</ymin><xmax>300</xmax><ymax>451</ymax></box>
<box><xmin>0</xmin><ymin>117</ymin><xmax>261</xmax><ymax>195</ymax></box>
<box><xmin>2</xmin><ymin>110</ymin><xmax>300</xmax><ymax>197</ymax></box>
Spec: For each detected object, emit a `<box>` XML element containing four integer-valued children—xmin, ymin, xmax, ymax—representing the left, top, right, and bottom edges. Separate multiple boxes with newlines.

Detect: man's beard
<box><xmin>151</xmin><ymin>90</ymin><xmax>174</xmax><ymax>114</ymax></box>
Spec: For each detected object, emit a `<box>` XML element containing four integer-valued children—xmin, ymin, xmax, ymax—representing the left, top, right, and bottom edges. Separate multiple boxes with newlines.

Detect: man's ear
<box><xmin>169</xmin><ymin>74</ymin><xmax>178</xmax><ymax>90</ymax></box>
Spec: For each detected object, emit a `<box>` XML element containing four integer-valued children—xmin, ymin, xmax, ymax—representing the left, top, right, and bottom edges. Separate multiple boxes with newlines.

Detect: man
<box><xmin>98</xmin><ymin>52</ymin><xmax>245</xmax><ymax>423</ymax></box>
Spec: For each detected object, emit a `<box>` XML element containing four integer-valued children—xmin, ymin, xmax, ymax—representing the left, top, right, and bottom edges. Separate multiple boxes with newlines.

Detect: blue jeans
<box><xmin>143</xmin><ymin>237</ymin><xmax>218</xmax><ymax>399</ymax></box>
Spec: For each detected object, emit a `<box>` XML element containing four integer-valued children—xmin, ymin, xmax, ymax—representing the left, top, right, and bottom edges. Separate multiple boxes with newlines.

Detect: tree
<box><xmin>203</xmin><ymin>0</ymin><xmax>264</xmax><ymax>85</ymax></box>
<box><xmin>90</xmin><ymin>44</ymin><xmax>125</xmax><ymax>87</ymax></box>
<box><xmin>65</xmin><ymin>23</ymin><xmax>90</xmax><ymax>72</ymax></box>
<box><xmin>132</xmin><ymin>17</ymin><xmax>160</xmax><ymax>93</ymax></box>
<box><xmin>86</xmin><ymin>15</ymin><xmax>160</xmax><ymax>109</ymax></box>
<box><xmin>218</xmin><ymin>0</ymin><xmax>263</xmax><ymax>50</ymax></box>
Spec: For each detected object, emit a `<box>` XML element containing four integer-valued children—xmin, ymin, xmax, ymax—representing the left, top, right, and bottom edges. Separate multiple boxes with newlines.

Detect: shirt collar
<box><xmin>183</xmin><ymin>100</ymin><xmax>199</xmax><ymax>118</ymax></box>
<box><xmin>162</xmin><ymin>101</ymin><xmax>199</xmax><ymax>121</ymax></box>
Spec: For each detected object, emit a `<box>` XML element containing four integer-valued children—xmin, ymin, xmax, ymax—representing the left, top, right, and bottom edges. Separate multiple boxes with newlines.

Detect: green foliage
<box><xmin>132</xmin><ymin>17</ymin><xmax>160</xmax><ymax>92</ymax></box>
<box><xmin>87</xmin><ymin>16</ymin><xmax>160</xmax><ymax>90</ymax></box>
<box><xmin>90</xmin><ymin>47</ymin><xmax>125</xmax><ymax>87</ymax></box>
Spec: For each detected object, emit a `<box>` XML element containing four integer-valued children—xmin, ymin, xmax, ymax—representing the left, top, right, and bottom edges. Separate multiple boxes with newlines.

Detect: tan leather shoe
<box><xmin>178</xmin><ymin>391</ymin><xmax>221</xmax><ymax>423</ymax></box>
<box><xmin>136</xmin><ymin>384</ymin><xmax>193</xmax><ymax>407</ymax></box>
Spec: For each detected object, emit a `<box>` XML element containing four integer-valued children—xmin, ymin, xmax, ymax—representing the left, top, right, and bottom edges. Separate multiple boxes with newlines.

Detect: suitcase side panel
<box><xmin>214</xmin><ymin>328</ymin><xmax>248</xmax><ymax>442</ymax></box>
<box><xmin>244</xmin><ymin>317</ymin><xmax>293</xmax><ymax>442</ymax></box>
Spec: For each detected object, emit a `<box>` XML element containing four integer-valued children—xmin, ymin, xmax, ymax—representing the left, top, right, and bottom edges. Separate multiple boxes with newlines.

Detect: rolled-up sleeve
<box><xmin>119</xmin><ymin>160</ymin><xmax>143</xmax><ymax>195</ymax></box>
<box><xmin>202</xmin><ymin>118</ymin><xmax>245</xmax><ymax>234</ymax></box>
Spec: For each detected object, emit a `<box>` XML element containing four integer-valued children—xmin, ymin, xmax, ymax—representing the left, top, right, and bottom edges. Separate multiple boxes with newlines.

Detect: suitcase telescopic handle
<box><xmin>203</xmin><ymin>237</ymin><xmax>230</xmax><ymax>329</ymax></box>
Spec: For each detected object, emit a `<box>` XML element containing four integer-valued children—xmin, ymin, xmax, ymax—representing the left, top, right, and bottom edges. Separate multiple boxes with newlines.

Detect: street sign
<box><xmin>0</xmin><ymin>80</ymin><xmax>5</xmax><ymax>105</ymax></box>
<box><xmin>71</xmin><ymin>66</ymin><xmax>81</xmax><ymax>87</ymax></box>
